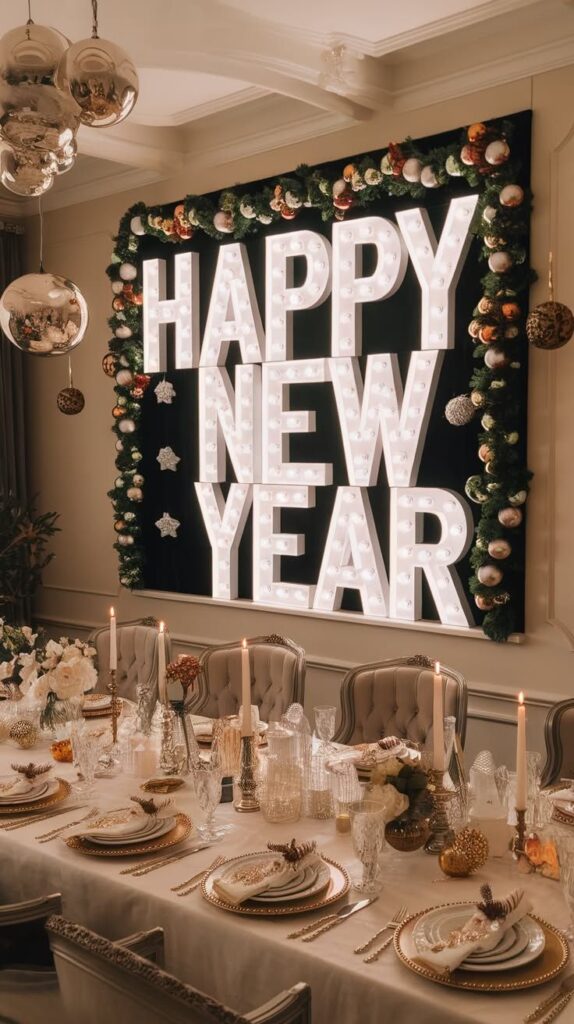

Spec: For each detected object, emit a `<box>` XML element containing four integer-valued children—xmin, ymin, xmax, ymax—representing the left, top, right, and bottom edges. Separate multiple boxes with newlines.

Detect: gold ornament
<box><xmin>526</xmin><ymin>252</ymin><xmax>574</xmax><ymax>350</ymax></box>
<box><xmin>452</xmin><ymin>826</ymin><xmax>489</xmax><ymax>871</ymax></box>
<box><xmin>102</xmin><ymin>352</ymin><xmax>117</xmax><ymax>376</ymax></box>
<box><xmin>9</xmin><ymin>719</ymin><xmax>38</xmax><ymax>749</ymax></box>
<box><xmin>57</xmin><ymin>385</ymin><xmax>85</xmax><ymax>415</ymax></box>
<box><xmin>438</xmin><ymin>847</ymin><xmax>472</xmax><ymax>877</ymax></box>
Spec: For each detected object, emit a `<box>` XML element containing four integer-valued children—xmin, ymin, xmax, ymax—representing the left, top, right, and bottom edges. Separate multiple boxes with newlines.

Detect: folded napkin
<box><xmin>213</xmin><ymin>852</ymin><xmax>319</xmax><ymax>906</ymax></box>
<box><xmin>549</xmin><ymin>787</ymin><xmax>574</xmax><ymax>809</ymax></box>
<box><xmin>0</xmin><ymin>776</ymin><xmax>34</xmax><ymax>797</ymax></box>
<box><xmin>417</xmin><ymin>888</ymin><xmax>530</xmax><ymax>975</ymax></box>
<box><xmin>72</xmin><ymin>798</ymin><xmax>175</xmax><ymax>841</ymax></box>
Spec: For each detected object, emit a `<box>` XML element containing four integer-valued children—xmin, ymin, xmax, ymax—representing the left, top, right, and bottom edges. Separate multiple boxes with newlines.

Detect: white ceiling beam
<box><xmin>77</xmin><ymin>122</ymin><xmax>186</xmax><ymax>174</ymax></box>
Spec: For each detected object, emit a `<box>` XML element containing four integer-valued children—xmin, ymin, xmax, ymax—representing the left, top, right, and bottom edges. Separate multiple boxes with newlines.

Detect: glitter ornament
<box><xmin>470</xmin><ymin>390</ymin><xmax>486</xmax><ymax>408</ymax></box>
<box><xmin>452</xmin><ymin>827</ymin><xmax>489</xmax><ymax>871</ymax></box>
<box><xmin>57</xmin><ymin>385</ymin><xmax>84</xmax><ymax>415</ymax></box>
<box><xmin>438</xmin><ymin>847</ymin><xmax>472</xmax><ymax>877</ymax></box>
<box><xmin>526</xmin><ymin>302</ymin><xmax>574</xmax><ymax>350</ymax></box>
<box><xmin>445</xmin><ymin>394</ymin><xmax>475</xmax><ymax>426</ymax></box>
<box><xmin>9</xmin><ymin>719</ymin><xmax>38</xmax><ymax>749</ymax></box>
<box><xmin>102</xmin><ymin>352</ymin><xmax>117</xmax><ymax>376</ymax></box>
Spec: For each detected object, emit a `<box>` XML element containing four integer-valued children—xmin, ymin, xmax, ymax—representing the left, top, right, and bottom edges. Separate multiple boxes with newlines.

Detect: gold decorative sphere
<box><xmin>452</xmin><ymin>826</ymin><xmax>489</xmax><ymax>871</ymax></box>
<box><xmin>438</xmin><ymin>847</ymin><xmax>472</xmax><ymax>877</ymax></box>
<box><xmin>9</xmin><ymin>719</ymin><xmax>38</xmax><ymax>749</ymax></box>
<box><xmin>56</xmin><ymin>37</ymin><xmax>138</xmax><ymax>128</ymax></box>
<box><xmin>526</xmin><ymin>301</ymin><xmax>574</xmax><ymax>350</ymax></box>
<box><xmin>0</xmin><ymin>147</ymin><xmax>54</xmax><ymax>196</ymax></box>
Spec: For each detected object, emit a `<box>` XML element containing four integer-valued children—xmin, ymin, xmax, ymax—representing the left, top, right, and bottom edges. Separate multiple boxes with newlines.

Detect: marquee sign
<box><xmin>105</xmin><ymin>113</ymin><xmax>531</xmax><ymax>641</ymax></box>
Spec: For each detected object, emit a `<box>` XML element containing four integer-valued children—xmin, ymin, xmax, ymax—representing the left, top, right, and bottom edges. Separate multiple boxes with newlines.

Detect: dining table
<box><xmin>0</xmin><ymin>731</ymin><xmax>571</xmax><ymax>1024</ymax></box>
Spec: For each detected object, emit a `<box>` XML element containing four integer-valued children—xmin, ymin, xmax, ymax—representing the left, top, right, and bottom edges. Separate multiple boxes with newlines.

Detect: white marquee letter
<box><xmin>195</xmin><ymin>483</ymin><xmax>252</xmax><ymax>600</ymax></box>
<box><xmin>262</xmin><ymin>358</ymin><xmax>332</xmax><ymax>485</ymax></box>
<box><xmin>332</xmin><ymin>216</ymin><xmax>408</xmax><ymax>357</ymax></box>
<box><xmin>389</xmin><ymin>487</ymin><xmax>474</xmax><ymax>627</ymax></box>
<box><xmin>314</xmin><ymin>487</ymin><xmax>389</xmax><ymax>616</ymax></box>
<box><xmin>395</xmin><ymin>195</ymin><xmax>479</xmax><ymax>350</ymax></box>
<box><xmin>265</xmin><ymin>231</ymin><xmax>331</xmax><ymax>361</ymax></box>
<box><xmin>143</xmin><ymin>253</ymin><xmax>199</xmax><ymax>372</ymax></box>
<box><xmin>252</xmin><ymin>484</ymin><xmax>315</xmax><ymax>608</ymax></box>
<box><xmin>198</xmin><ymin>365</ymin><xmax>261</xmax><ymax>483</ymax></box>
<box><xmin>201</xmin><ymin>243</ymin><xmax>264</xmax><ymax>366</ymax></box>
<box><xmin>330</xmin><ymin>352</ymin><xmax>444</xmax><ymax>486</ymax></box>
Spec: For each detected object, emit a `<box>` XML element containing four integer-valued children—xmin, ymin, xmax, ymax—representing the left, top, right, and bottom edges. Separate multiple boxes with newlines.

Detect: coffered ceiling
<box><xmin>0</xmin><ymin>0</ymin><xmax>573</xmax><ymax>213</ymax></box>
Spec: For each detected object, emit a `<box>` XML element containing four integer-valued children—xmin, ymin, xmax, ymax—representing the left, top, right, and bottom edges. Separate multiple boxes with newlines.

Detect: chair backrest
<box><xmin>47</xmin><ymin>915</ymin><xmax>310</xmax><ymax>1024</ymax></box>
<box><xmin>334</xmin><ymin>655</ymin><xmax>467</xmax><ymax>748</ymax></box>
<box><xmin>191</xmin><ymin>636</ymin><xmax>305</xmax><ymax>722</ymax></box>
<box><xmin>0</xmin><ymin>893</ymin><xmax>62</xmax><ymax>969</ymax></box>
<box><xmin>89</xmin><ymin>617</ymin><xmax>171</xmax><ymax>706</ymax></box>
<box><xmin>541</xmin><ymin>698</ymin><xmax>574</xmax><ymax>787</ymax></box>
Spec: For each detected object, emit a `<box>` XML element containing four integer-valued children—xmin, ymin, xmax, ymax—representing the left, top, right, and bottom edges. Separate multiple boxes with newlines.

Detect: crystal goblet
<box><xmin>349</xmin><ymin>799</ymin><xmax>387</xmax><ymax>895</ymax></box>
<box><xmin>192</xmin><ymin>762</ymin><xmax>224</xmax><ymax>842</ymax></box>
<box><xmin>314</xmin><ymin>705</ymin><xmax>337</xmax><ymax>756</ymax></box>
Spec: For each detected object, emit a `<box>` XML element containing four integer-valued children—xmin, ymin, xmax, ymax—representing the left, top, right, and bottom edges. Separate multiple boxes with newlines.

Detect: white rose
<box><xmin>18</xmin><ymin>652</ymin><xmax>40</xmax><ymax>691</ymax></box>
<box><xmin>73</xmin><ymin>655</ymin><xmax>97</xmax><ymax>693</ymax></box>
<box><xmin>62</xmin><ymin>644</ymin><xmax>80</xmax><ymax>662</ymax></box>
<box><xmin>21</xmin><ymin>626</ymin><xmax>37</xmax><ymax>645</ymax></box>
<box><xmin>45</xmin><ymin>639</ymin><xmax>64</xmax><ymax>660</ymax></box>
<box><xmin>28</xmin><ymin>674</ymin><xmax>49</xmax><ymax>702</ymax></box>
<box><xmin>0</xmin><ymin>659</ymin><xmax>15</xmax><ymax>681</ymax></box>
<box><xmin>370</xmin><ymin>783</ymin><xmax>409</xmax><ymax>822</ymax></box>
<box><xmin>48</xmin><ymin>662</ymin><xmax>84</xmax><ymax>701</ymax></box>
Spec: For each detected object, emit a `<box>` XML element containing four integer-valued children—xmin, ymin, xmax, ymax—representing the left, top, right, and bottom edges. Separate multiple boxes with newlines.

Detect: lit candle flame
<box><xmin>242</xmin><ymin>638</ymin><xmax>247</xmax><ymax>649</ymax></box>
<box><xmin>518</xmin><ymin>691</ymin><xmax>524</xmax><ymax>705</ymax></box>
<box><xmin>110</xmin><ymin>606</ymin><xmax>115</xmax><ymax>617</ymax></box>
<box><xmin>159</xmin><ymin>621</ymin><xmax>165</xmax><ymax>634</ymax></box>
<box><xmin>434</xmin><ymin>661</ymin><xmax>441</xmax><ymax>675</ymax></box>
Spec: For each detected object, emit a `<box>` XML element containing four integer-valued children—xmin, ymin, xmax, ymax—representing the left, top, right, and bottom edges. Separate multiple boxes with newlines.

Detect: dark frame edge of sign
<box><xmin>104</xmin><ymin>112</ymin><xmax>533</xmax><ymax>643</ymax></box>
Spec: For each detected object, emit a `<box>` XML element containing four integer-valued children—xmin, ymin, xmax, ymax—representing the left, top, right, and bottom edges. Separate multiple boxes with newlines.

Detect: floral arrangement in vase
<box><xmin>368</xmin><ymin>755</ymin><xmax>432</xmax><ymax>851</ymax></box>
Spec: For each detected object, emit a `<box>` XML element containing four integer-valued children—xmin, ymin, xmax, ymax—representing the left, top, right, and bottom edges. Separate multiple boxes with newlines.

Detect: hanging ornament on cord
<box><xmin>57</xmin><ymin>355</ymin><xmax>85</xmax><ymax>414</ymax></box>
<box><xmin>0</xmin><ymin>198</ymin><xmax>88</xmax><ymax>355</ymax></box>
<box><xmin>55</xmin><ymin>0</ymin><xmax>139</xmax><ymax>129</ymax></box>
<box><xmin>526</xmin><ymin>252</ymin><xmax>574</xmax><ymax>350</ymax></box>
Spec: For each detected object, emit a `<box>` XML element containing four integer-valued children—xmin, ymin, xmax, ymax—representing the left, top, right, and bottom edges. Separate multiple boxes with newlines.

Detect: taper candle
<box><xmin>109</xmin><ymin>607</ymin><xmax>117</xmax><ymax>671</ymax></box>
<box><xmin>516</xmin><ymin>692</ymin><xmax>527</xmax><ymax>811</ymax></box>
<box><xmin>241</xmin><ymin>639</ymin><xmax>252</xmax><ymax>737</ymax></box>
<box><xmin>158</xmin><ymin>622</ymin><xmax>167</xmax><ymax>704</ymax></box>
<box><xmin>433</xmin><ymin>661</ymin><xmax>445</xmax><ymax>772</ymax></box>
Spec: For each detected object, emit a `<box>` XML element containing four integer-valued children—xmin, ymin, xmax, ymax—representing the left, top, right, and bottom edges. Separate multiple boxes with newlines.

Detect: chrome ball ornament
<box><xmin>56</xmin><ymin>37</ymin><xmax>138</xmax><ymax>128</ymax></box>
<box><xmin>0</xmin><ymin>271</ymin><xmax>88</xmax><ymax>355</ymax></box>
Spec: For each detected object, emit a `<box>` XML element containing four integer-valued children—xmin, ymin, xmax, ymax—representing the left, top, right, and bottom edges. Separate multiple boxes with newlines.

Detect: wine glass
<box><xmin>192</xmin><ymin>762</ymin><xmax>224</xmax><ymax>841</ymax></box>
<box><xmin>348</xmin><ymin>799</ymin><xmax>387</xmax><ymax>895</ymax></box>
<box><xmin>71</xmin><ymin>724</ymin><xmax>104</xmax><ymax>798</ymax></box>
<box><xmin>314</xmin><ymin>705</ymin><xmax>337</xmax><ymax>756</ymax></box>
<box><xmin>556</xmin><ymin>833</ymin><xmax>574</xmax><ymax>941</ymax></box>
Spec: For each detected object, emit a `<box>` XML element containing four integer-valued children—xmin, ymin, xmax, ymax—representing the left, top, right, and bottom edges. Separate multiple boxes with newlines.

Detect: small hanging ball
<box><xmin>501</xmin><ymin>302</ymin><xmax>520</xmax><ymax>320</ymax></box>
<box><xmin>130</xmin><ymin>215</ymin><xmax>145</xmax><ymax>235</ymax></box>
<box><xmin>488</xmin><ymin>539</ymin><xmax>512</xmax><ymax>560</ymax></box>
<box><xmin>445</xmin><ymin>394</ymin><xmax>475</xmax><ymax>426</ymax></box>
<box><xmin>467</xmin><ymin>122</ymin><xmax>487</xmax><ymax>142</ymax></box>
<box><xmin>56</xmin><ymin>36</ymin><xmax>138</xmax><ymax>128</ymax></box>
<box><xmin>498</xmin><ymin>506</ymin><xmax>523</xmax><ymax>528</ymax></box>
<box><xmin>115</xmin><ymin>325</ymin><xmax>132</xmax><ymax>339</ymax></box>
<box><xmin>118</xmin><ymin>263</ymin><xmax>137</xmax><ymax>282</ymax></box>
<box><xmin>114</xmin><ymin>519</ymin><xmax>125</xmax><ymax>532</ymax></box>
<box><xmin>478</xmin><ymin>443</ymin><xmax>492</xmax><ymax>463</ymax></box>
<box><xmin>479</xmin><ymin>325</ymin><xmax>498</xmax><ymax>344</ymax></box>
<box><xmin>102</xmin><ymin>352</ymin><xmax>117</xmax><ymax>376</ymax></box>
<box><xmin>526</xmin><ymin>302</ymin><xmax>574</xmax><ymax>350</ymax></box>
<box><xmin>477</xmin><ymin>564</ymin><xmax>503</xmax><ymax>586</ymax></box>
<box><xmin>118</xmin><ymin>534</ymin><xmax>134</xmax><ymax>546</ymax></box>
<box><xmin>112</xmin><ymin>404</ymin><xmax>125</xmax><ymax>419</ymax></box>
<box><xmin>445</xmin><ymin>154</ymin><xmax>463</xmax><ymax>176</ymax></box>
<box><xmin>481</xmin><ymin>413</ymin><xmax>496</xmax><ymax>430</ymax></box>
<box><xmin>468</xmin><ymin>319</ymin><xmax>481</xmax><ymax>338</ymax></box>
<box><xmin>57</xmin><ymin>386</ymin><xmax>85</xmax><ymax>415</ymax></box>
<box><xmin>420</xmin><ymin>165</ymin><xmax>439</xmax><ymax>188</ymax></box>
<box><xmin>482</xmin><ymin>205</ymin><xmax>497</xmax><ymax>224</ymax></box>
<box><xmin>132</xmin><ymin>473</ymin><xmax>144</xmax><ymax>486</ymax></box>
<box><xmin>499</xmin><ymin>184</ymin><xmax>524</xmax><ymax>207</ymax></box>
<box><xmin>477</xmin><ymin>296</ymin><xmax>497</xmax><ymax>315</ymax></box>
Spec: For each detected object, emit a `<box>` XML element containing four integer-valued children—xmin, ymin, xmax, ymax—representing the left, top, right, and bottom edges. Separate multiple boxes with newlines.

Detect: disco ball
<box><xmin>0</xmin><ymin>146</ymin><xmax>54</xmax><ymax>196</ymax></box>
<box><xmin>0</xmin><ymin>272</ymin><xmax>88</xmax><ymax>355</ymax></box>
<box><xmin>0</xmin><ymin>23</ymin><xmax>69</xmax><ymax>86</ymax></box>
<box><xmin>56</xmin><ymin>37</ymin><xmax>138</xmax><ymax>128</ymax></box>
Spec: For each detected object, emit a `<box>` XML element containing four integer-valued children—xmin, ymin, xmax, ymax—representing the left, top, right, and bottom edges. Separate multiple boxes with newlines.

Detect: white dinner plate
<box><xmin>465</xmin><ymin>926</ymin><xmax>518</xmax><ymax>960</ymax></box>
<box><xmin>84</xmin><ymin>816</ymin><xmax>175</xmax><ymax>846</ymax></box>
<box><xmin>413</xmin><ymin>906</ymin><xmax>545</xmax><ymax>974</ymax></box>
<box><xmin>83</xmin><ymin>694</ymin><xmax>112</xmax><ymax>709</ymax></box>
<box><xmin>251</xmin><ymin>864</ymin><xmax>319</xmax><ymax>901</ymax></box>
<box><xmin>463</xmin><ymin>926</ymin><xmax>531</xmax><ymax>967</ymax></box>
<box><xmin>252</xmin><ymin>861</ymin><xmax>330</xmax><ymax>904</ymax></box>
<box><xmin>0</xmin><ymin>777</ymin><xmax>56</xmax><ymax>803</ymax></box>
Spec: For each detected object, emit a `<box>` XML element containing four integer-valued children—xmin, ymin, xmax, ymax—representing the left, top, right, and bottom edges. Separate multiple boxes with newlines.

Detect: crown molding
<box><xmin>20</xmin><ymin>167</ymin><xmax>163</xmax><ymax>215</ymax></box>
<box><xmin>133</xmin><ymin>86</ymin><xmax>269</xmax><ymax>127</ymax></box>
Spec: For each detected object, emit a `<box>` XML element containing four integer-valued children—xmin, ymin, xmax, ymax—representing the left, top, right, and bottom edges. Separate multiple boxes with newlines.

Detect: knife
<box><xmin>287</xmin><ymin>898</ymin><xmax>376</xmax><ymax>941</ymax></box>
<box><xmin>525</xmin><ymin>973</ymin><xmax>574</xmax><ymax>1022</ymax></box>
<box><xmin>120</xmin><ymin>843</ymin><xmax>212</xmax><ymax>877</ymax></box>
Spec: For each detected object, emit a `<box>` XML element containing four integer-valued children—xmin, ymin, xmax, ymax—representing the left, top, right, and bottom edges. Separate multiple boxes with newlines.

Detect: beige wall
<box><xmin>24</xmin><ymin>67</ymin><xmax>574</xmax><ymax>768</ymax></box>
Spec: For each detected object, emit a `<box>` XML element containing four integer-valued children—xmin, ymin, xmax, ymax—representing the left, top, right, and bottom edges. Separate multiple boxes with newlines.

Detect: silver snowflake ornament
<box><xmin>155</xmin><ymin>512</ymin><xmax>181</xmax><ymax>538</ymax></box>
<box><xmin>156</xmin><ymin>446</ymin><xmax>180</xmax><ymax>472</ymax></box>
<box><xmin>154</xmin><ymin>380</ymin><xmax>176</xmax><ymax>404</ymax></box>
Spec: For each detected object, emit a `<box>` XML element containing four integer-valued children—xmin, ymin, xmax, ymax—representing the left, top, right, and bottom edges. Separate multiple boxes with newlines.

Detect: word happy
<box><xmin>143</xmin><ymin>196</ymin><xmax>479</xmax><ymax>628</ymax></box>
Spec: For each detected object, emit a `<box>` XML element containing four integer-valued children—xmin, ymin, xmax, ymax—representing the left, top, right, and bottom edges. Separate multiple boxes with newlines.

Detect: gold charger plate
<box><xmin>201</xmin><ymin>852</ymin><xmax>349</xmax><ymax>916</ymax></box>
<box><xmin>83</xmin><ymin>698</ymin><xmax>122</xmax><ymax>719</ymax></box>
<box><xmin>394</xmin><ymin>902</ymin><xmax>569</xmax><ymax>992</ymax></box>
<box><xmin>552</xmin><ymin>806</ymin><xmax>574</xmax><ymax>827</ymax></box>
<box><xmin>0</xmin><ymin>778</ymin><xmax>71</xmax><ymax>816</ymax></box>
<box><xmin>64</xmin><ymin>811</ymin><xmax>192</xmax><ymax>857</ymax></box>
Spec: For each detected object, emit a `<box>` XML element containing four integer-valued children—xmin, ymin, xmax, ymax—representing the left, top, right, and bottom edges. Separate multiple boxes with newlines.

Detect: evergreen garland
<box><xmin>104</xmin><ymin>118</ymin><xmax>532</xmax><ymax>641</ymax></box>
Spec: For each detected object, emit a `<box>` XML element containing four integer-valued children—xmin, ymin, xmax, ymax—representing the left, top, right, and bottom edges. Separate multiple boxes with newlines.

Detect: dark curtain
<box><xmin>0</xmin><ymin>228</ymin><xmax>25</xmax><ymax>503</ymax></box>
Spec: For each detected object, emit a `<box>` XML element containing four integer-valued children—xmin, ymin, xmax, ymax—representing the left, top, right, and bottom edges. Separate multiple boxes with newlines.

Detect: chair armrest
<box><xmin>244</xmin><ymin>982</ymin><xmax>310</xmax><ymax>1024</ymax></box>
<box><xmin>118</xmin><ymin>927</ymin><xmax>164</xmax><ymax>967</ymax></box>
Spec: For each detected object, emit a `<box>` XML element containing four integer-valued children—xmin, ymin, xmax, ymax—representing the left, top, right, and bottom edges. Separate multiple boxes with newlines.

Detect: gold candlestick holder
<box><xmin>234</xmin><ymin>734</ymin><xmax>259</xmax><ymax>812</ymax></box>
<box><xmin>424</xmin><ymin>768</ymin><xmax>455</xmax><ymax>855</ymax></box>
<box><xmin>98</xmin><ymin>668</ymin><xmax>121</xmax><ymax>776</ymax></box>
<box><xmin>512</xmin><ymin>807</ymin><xmax>527</xmax><ymax>861</ymax></box>
<box><xmin>108</xmin><ymin>668</ymin><xmax>119</xmax><ymax>745</ymax></box>
<box><xmin>159</xmin><ymin>704</ymin><xmax>180</xmax><ymax>775</ymax></box>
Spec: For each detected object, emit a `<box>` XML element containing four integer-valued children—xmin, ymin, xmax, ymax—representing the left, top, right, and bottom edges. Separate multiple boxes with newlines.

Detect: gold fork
<box><xmin>359</xmin><ymin>906</ymin><xmax>409</xmax><ymax>962</ymax></box>
<box><xmin>36</xmin><ymin>806</ymin><xmax>99</xmax><ymax>842</ymax></box>
<box><xmin>171</xmin><ymin>855</ymin><xmax>225</xmax><ymax>896</ymax></box>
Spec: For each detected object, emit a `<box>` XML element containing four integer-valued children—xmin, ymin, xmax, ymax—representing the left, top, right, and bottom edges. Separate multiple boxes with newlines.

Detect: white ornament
<box><xmin>395</xmin><ymin>195</ymin><xmax>479</xmax><ymax>350</ymax></box>
<box><xmin>201</xmin><ymin>243</ymin><xmax>264</xmax><ymax>366</ymax></box>
<box><xmin>154</xmin><ymin>380</ymin><xmax>176</xmax><ymax>404</ymax></box>
<box><xmin>314</xmin><ymin>487</ymin><xmax>389</xmax><ymax>616</ymax></box>
<box><xmin>389</xmin><ymin>487</ymin><xmax>474</xmax><ymax>627</ymax></box>
<box><xmin>239</xmin><ymin>201</ymin><xmax>256</xmax><ymax>219</ymax></box>
<box><xmin>485</xmin><ymin>139</ymin><xmax>510</xmax><ymax>165</ymax></box>
<box><xmin>119</xmin><ymin>263</ymin><xmax>137</xmax><ymax>281</ymax></box>
<box><xmin>402</xmin><ymin>158</ymin><xmax>422</xmax><ymax>183</ymax></box>
<box><xmin>118</xmin><ymin>418</ymin><xmax>135</xmax><ymax>433</ymax></box>
<box><xmin>420</xmin><ymin>166</ymin><xmax>439</xmax><ymax>188</ymax></box>
<box><xmin>155</xmin><ymin>512</ymin><xmax>181</xmax><ymax>538</ymax></box>
<box><xmin>261</xmin><ymin>358</ymin><xmax>332</xmax><ymax>485</ymax></box>
<box><xmin>156</xmin><ymin>446</ymin><xmax>180</xmax><ymax>472</ymax></box>
<box><xmin>115</xmin><ymin>325</ymin><xmax>132</xmax><ymax>339</ymax></box>
<box><xmin>488</xmin><ymin>251</ymin><xmax>512</xmax><ymax>273</ymax></box>
<box><xmin>332</xmin><ymin>216</ymin><xmax>407</xmax><ymax>357</ymax></box>
<box><xmin>195</xmin><ymin>483</ymin><xmax>252</xmax><ymax>600</ymax></box>
<box><xmin>111</xmin><ymin>280</ymin><xmax>124</xmax><ymax>294</ymax></box>
<box><xmin>130</xmin><ymin>215</ymin><xmax>145</xmax><ymax>236</ymax></box>
<box><xmin>143</xmin><ymin>253</ymin><xmax>199</xmax><ymax>373</ymax></box>
<box><xmin>213</xmin><ymin>210</ymin><xmax>234</xmax><ymax>233</ymax></box>
<box><xmin>252</xmin><ymin>484</ymin><xmax>315</xmax><ymax>609</ymax></box>
<box><xmin>265</xmin><ymin>230</ymin><xmax>331</xmax><ymax>362</ymax></box>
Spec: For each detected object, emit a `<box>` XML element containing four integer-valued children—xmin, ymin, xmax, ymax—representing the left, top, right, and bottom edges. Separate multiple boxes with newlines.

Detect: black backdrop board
<box><xmin>107</xmin><ymin>111</ymin><xmax>531</xmax><ymax>639</ymax></box>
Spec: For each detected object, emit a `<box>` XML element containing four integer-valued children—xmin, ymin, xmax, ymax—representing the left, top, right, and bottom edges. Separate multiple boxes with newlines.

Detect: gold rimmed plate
<box><xmin>64</xmin><ymin>812</ymin><xmax>192</xmax><ymax>857</ymax></box>
<box><xmin>201</xmin><ymin>852</ymin><xmax>349</xmax><ymax>916</ymax></box>
<box><xmin>83</xmin><ymin>698</ymin><xmax>122</xmax><ymax>719</ymax></box>
<box><xmin>394</xmin><ymin>902</ymin><xmax>569</xmax><ymax>992</ymax></box>
<box><xmin>0</xmin><ymin>778</ymin><xmax>71</xmax><ymax>816</ymax></box>
<box><xmin>552</xmin><ymin>806</ymin><xmax>574</xmax><ymax>827</ymax></box>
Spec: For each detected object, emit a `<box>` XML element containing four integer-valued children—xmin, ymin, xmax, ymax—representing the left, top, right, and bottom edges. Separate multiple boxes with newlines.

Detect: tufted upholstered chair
<box><xmin>541</xmin><ymin>698</ymin><xmax>574</xmax><ymax>787</ymax></box>
<box><xmin>0</xmin><ymin>893</ymin><xmax>63</xmax><ymax>1024</ymax></box>
<box><xmin>47</xmin><ymin>915</ymin><xmax>311</xmax><ymax>1024</ymax></box>
<box><xmin>89</xmin><ymin>617</ymin><xmax>171</xmax><ymax>713</ymax></box>
<box><xmin>333</xmin><ymin>655</ymin><xmax>467</xmax><ymax>749</ymax></box>
<box><xmin>189</xmin><ymin>636</ymin><xmax>305</xmax><ymax>722</ymax></box>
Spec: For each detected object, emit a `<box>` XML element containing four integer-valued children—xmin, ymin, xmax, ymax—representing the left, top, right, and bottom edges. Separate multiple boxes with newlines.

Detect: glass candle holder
<box><xmin>258</xmin><ymin>760</ymin><xmax>302</xmax><ymax>824</ymax></box>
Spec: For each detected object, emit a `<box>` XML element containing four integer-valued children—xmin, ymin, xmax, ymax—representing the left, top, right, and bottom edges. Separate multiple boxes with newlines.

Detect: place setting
<box><xmin>0</xmin><ymin>762</ymin><xmax>71</xmax><ymax>819</ymax></box>
<box><xmin>63</xmin><ymin>794</ymin><xmax>192</xmax><ymax>858</ymax></box>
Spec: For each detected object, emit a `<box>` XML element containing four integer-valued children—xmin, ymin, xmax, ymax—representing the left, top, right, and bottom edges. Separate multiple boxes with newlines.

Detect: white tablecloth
<box><xmin>0</xmin><ymin>735</ymin><xmax>570</xmax><ymax>1024</ymax></box>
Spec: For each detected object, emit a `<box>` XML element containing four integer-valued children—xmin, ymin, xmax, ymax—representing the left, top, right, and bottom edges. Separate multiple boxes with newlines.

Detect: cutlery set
<box><xmin>1</xmin><ymin>805</ymin><xmax>88</xmax><ymax>831</ymax></box>
<box><xmin>525</xmin><ymin>974</ymin><xmax>574</xmax><ymax>1024</ymax></box>
<box><xmin>119</xmin><ymin>843</ymin><xmax>212</xmax><ymax>877</ymax></box>
<box><xmin>355</xmin><ymin>905</ymin><xmax>409</xmax><ymax>962</ymax></box>
<box><xmin>287</xmin><ymin>898</ymin><xmax>380</xmax><ymax>943</ymax></box>
<box><xmin>171</xmin><ymin>855</ymin><xmax>225</xmax><ymax>895</ymax></box>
